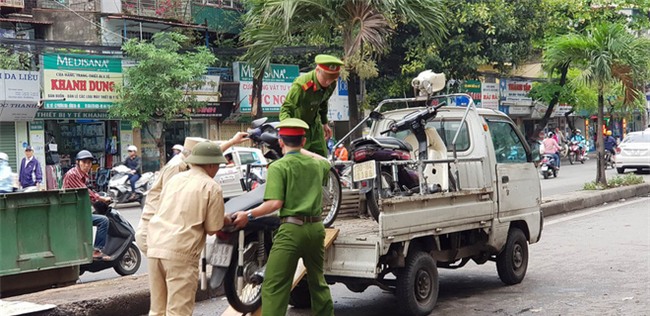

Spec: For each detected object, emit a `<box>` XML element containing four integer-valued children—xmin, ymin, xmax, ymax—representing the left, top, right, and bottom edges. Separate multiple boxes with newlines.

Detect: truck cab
<box><xmin>214</xmin><ymin>147</ymin><xmax>267</xmax><ymax>200</ymax></box>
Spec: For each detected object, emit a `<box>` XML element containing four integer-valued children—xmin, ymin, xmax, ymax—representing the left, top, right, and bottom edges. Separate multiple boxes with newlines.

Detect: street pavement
<box><xmin>78</xmin><ymin>159</ymin><xmax>650</xmax><ymax>285</ymax></box>
<box><xmin>193</xmin><ymin>196</ymin><xmax>650</xmax><ymax>315</ymax></box>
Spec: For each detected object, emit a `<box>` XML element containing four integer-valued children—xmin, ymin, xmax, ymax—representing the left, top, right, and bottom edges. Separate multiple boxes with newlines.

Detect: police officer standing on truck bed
<box><xmin>280</xmin><ymin>54</ymin><xmax>344</xmax><ymax>157</ymax></box>
<box><xmin>232</xmin><ymin>118</ymin><xmax>334</xmax><ymax>316</ymax></box>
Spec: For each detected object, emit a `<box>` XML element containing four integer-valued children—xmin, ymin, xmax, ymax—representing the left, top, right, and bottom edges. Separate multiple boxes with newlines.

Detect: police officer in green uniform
<box><xmin>231</xmin><ymin>118</ymin><xmax>334</xmax><ymax>316</ymax></box>
<box><xmin>280</xmin><ymin>54</ymin><xmax>344</xmax><ymax>157</ymax></box>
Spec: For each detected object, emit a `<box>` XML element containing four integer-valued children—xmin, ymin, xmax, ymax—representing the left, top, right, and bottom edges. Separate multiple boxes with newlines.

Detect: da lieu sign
<box><xmin>0</xmin><ymin>69</ymin><xmax>41</xmax><ymax>121</ymax></box>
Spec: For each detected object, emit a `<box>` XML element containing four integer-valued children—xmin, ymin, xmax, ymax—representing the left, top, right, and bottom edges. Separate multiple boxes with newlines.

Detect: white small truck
<box><xmin>306</xmin><ymin>88</ymin><xmax>543</xmax><ymax>315</ymax></box>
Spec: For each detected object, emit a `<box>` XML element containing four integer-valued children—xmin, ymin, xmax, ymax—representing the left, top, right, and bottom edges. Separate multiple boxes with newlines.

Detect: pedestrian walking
<box><xmin>18</xmin><ymin>146</ymin><xmax>42</xmax><ymax>190</ymax></box>
<box><xmin>146</xmin><ymin>141</ymin><xmax>232</xmax><ymax>316</ymax></box>
<box><xmin>280</xmin><ymin>54</ymin><xmax>344</xmax><ymax>157</ymax></box>
<box><xmin>232</xmin><ymin>118</ymin><xmax>334</xmax><ymax>316</ymax></box>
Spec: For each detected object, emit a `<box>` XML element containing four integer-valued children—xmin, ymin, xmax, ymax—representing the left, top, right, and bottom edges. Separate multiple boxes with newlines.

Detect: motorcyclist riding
<box><xmin>571</xmin><ymin>129</ymin><xmax>587</xmax><ymax>155</ymax></box>
<box><xmin>542</xmin><ymin>132</ymin><xmax>561</xmax><ymax>169</ymax></box>
<box><xmin>604</xmin><ymin>130</ymin><xmax>617</xmax><ymax>155</ymax></box>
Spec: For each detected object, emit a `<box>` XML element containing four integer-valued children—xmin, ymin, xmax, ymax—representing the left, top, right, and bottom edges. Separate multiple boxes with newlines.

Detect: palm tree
<box><xmin>544</xmin><ymin>22</ymin><xmax>650</xmax><ymax>186</ymax></box>
<box><xmin>239</xmin><ymin>0</ymin><xmax>448</xmax><ymax>137</ymax></box>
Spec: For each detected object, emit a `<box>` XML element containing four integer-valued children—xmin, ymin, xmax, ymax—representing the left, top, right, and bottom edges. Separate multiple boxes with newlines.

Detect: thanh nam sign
<box><xmin>42</xmin><ymin>54</ymin><xmax>123</xmax><ymax>110</ymax></box>
<box><xmin>232</xmin><ymin>62</ymin><xmax>299</xmax><ymax>113</ymax></box>
<box><xmin>0</xmin><ymin>69</ymin><xmax>40</xmax><ymax>121</ymax></box>
<box><xmin>499</xmin><ymin>79</ymin><xmax>533</xmax><ymax>105</ymax></box>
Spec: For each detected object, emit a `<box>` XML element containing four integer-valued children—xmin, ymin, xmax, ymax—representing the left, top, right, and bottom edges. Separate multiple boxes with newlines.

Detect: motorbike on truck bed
<box><xmin>320</xmin><ymin>71</ymin><xmax>543</xmax><ymax>315</ymax></box>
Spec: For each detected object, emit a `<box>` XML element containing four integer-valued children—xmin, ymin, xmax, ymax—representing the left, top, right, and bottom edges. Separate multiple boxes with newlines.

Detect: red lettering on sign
<box><xmin>89</xmin><ymin>81</ymin><xmax>114</xmax><ymax>92</ymax></box>
<box><xmin>51</xmin><ymin>79</ymin><xmax>87</xmax><ymax>91</ymax></box>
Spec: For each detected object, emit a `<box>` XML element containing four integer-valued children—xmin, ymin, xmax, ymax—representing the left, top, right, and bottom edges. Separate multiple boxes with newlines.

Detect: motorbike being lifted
<box><xmin>207</xmin><ymin>118</ymin><xmax>342</xmax><ymax>313</ymax></box>
<box><xmin>80</xmin><ymin>200</ymin><xmax>142</xmax><ymax>276</ymax></box>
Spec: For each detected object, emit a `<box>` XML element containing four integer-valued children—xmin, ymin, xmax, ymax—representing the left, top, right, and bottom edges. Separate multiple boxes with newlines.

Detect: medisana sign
<box><xmin>42</xmin><ymin>54</ymin><xmax>123</xmax><ymax>110</ymax></box>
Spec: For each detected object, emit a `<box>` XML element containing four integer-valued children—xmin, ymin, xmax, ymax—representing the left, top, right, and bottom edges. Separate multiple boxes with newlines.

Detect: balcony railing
<box><xmin>0</xmin><ymin>0</ymin><xmax>25</xmax><ymax>8</ymax></box>
<box><xmin>122</xmin><ymin>0</ymin><xmax>193</xmax><ymax>20</ymax></box>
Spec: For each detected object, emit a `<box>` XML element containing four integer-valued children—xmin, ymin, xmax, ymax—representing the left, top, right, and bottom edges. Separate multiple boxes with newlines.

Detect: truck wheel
<box><xmin>396</xmin><ymin>251</ymin><xmax>439</xmax><ymax>316</ymax></box>
<box><xmin>114</xmin><ymin>243</ymin><xmax>141</xmax><ymax>276</ymax></box>
<box><xmin>496</xmin><ymin>228</ymin><xmax>528</xmax><ymax>285</ymax></box>
<box><xmin>289</xmin><ymin>280</ymin><xmax>311</xmax><ymax>309</ymax></box>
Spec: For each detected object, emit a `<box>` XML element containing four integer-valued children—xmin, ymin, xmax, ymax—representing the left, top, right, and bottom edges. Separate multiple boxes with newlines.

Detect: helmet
<box><xmin>76</xmin><ymin>150</ymin><xmax>94</xmax><ymax>161</ymax></box>
<box><xmin>0</xmin><ymin>152</ymin><xmax>8</xmax><ymax>161</ymax></box>
<box><xmin>172</xmin><ymin>144</ymin><xmax>184</xmax><ymax>151</ymax></box>
<box><xmin>547</xmin><ymin>132</ymin><xmax>554</xmax><ymax>137</ymax></box>
<box><xmin>606</xmin><ymin>130</ymin><xmax>612</xmax><ymax>136</ymax></box>
<box><xmin>575</xmin><ymin>129</ymin><xmax>581</xmax><ymax>133</ymax></box>
<box><xmin>127</xmin><ymin>145</ymin><xmax>138</xmax><ymax>152</ymax></box>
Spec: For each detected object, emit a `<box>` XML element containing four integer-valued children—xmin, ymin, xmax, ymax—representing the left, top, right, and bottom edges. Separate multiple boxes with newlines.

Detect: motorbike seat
<box><xmin>224</xmin><ymin>183</ymin><xmax>266</xmax><ymax>215</ymax></box>
<box><xmin>351</xmin><ymin>137</ymin><xmax>413</xmax><ymax>152</ymax></box>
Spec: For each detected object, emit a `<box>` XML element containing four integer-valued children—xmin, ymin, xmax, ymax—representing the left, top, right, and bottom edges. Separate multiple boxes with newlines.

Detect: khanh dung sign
<box><xmin>42</xmin><ymin>54</ymin><xmax>123</xmax><ymax>110</ymax></box>
<box><xmin>233</xmin><ymin>62</ymin><xmax>299</xmax><ymax>113</ymax></box>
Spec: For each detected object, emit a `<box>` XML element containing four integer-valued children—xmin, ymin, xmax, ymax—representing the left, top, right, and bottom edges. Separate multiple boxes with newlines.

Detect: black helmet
<box><xmin>76</xmin><ymin>150</ymin><xmax>94</xmax><ymax>161</ymax></box>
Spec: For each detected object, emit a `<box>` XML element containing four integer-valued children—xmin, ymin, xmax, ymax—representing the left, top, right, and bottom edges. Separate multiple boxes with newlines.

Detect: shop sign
<box><xmin>327</xmin><ymin>77</ymin><xmax>349</xmax><ymax>121</ymax></box>
<box><xmin>219</xmin><ymin>82</ymin><xmax>240</xmax><ymax>102</ymax></box>
<box><xmin>186</xmin><ymin>75</ymin><xmax>220</xmax><ymax>102</ymax></box>
<box><xmin>481</xmin><ymin>82</ymin><xmax>499</xmax><ymax>110</ymax></box>
<box><xmin>190</xmin><ymin>102</ymin><xmax>233</xmax><ymax>118</ymax></box>
<box><xmin>499</xmin><ymin>79</ymin><xmax>533</xmax><ymax>105</ymax></box>
<box><xmin>509</xmin><ymin>106</ymin><xmax>531</xmax><ymax>115</ymax></box>
<box><xmin>461</xmin><ymin>80</ymin><xmax>482</xmax><ymax>107</ymax></box>
<box><xmin>233</xmin><ymin>62</ymin><xmax>299</xmax><ymax>113</ymax></box>
<box><xmin>35</xmin><ymin>110</ymin><xmax>110</xmax><ymax>120</ymax></box>
<box><xmin>0</xmin><ymin>70</ymin><xmax>40</xmax><ymax>121</ymax></box>
<box><xmin>42</xmin><ymin>54</ymin><xmax>123</xmax><ymax>110</ymax></box>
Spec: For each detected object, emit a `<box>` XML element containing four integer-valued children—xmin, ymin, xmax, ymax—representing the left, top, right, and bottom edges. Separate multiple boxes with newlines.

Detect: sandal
<box><xmin>93</xmin><ymin>249</ymin><xmax>111</xmax><ymax>261</ymax></box>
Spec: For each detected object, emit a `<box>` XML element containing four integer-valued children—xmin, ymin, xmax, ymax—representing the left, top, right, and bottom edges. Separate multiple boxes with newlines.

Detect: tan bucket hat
<box><xmin>184</xmin><ymin>141</ymin><xmax>227</xmax><ymax>165</ymax></box>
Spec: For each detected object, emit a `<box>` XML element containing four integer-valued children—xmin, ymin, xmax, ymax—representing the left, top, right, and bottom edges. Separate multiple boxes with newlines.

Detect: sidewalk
<box><xmin>5</xmin><ymin>183</ymin><xmax>650</xmax><ymax>316</ymax></box>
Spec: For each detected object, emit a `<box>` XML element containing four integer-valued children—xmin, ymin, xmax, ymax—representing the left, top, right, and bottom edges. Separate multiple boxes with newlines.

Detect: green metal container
<box><xmin>0</xmin><ymin>189</ymin><xmax>93</xmax><ymax>277</ymax></box>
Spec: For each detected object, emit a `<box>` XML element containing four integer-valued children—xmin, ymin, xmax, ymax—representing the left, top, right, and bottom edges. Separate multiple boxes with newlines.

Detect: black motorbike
<box><xmin>539</xmin><ymin>154</ymin><xmax>559</xmax><ymax>179</ymax></box>
<box><xmin>208</xmin><ymin>118</ymin><xmax>342</xmax><ymax>313</ymax></box>
<box><xmin>351</xmin><ymin>103</ymin><xmax>453</xmax><ymax>221</ymax></box>
<box><xmin>80</xmin><ymin>201</ymin><xmax>142</xmax><ymax>276</ymax></box>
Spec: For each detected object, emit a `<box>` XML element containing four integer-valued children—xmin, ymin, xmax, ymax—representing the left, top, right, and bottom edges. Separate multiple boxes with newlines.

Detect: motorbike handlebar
<box><xmin>380</xmin><ymin>102</ymin><xmax>445</xmax><ymax>135</ymax></box>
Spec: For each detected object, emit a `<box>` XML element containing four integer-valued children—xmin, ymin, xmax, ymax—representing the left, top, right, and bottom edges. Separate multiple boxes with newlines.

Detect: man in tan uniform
<box><xmin>147</xmin><ymin>141</ymin><xmax>230</xmax><ymax>315</ymax></box>
<box><xmin>136</xmin><ymin>132</ymin><xmax>247</xmax><ymax>254</ymax></box>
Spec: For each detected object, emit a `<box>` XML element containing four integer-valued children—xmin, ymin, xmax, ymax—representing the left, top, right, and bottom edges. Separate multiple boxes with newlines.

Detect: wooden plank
<box><xmin>220</xmin><ymin>228</ymin><xmax>339</xmax><ymax>316</ymax></box>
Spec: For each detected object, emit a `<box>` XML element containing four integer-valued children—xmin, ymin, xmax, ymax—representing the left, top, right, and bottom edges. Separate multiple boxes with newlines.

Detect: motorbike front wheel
<box><xmin>568</xmin><ymin>152</ymin><xmax>575</xmax><ymax>165</ymax></box>
<box><xmin>321</xmin><ymin>168</ymin><xmax>342</xmax><ymax>228</ymax></box>
<box><xmin>366</xmin><ymin>171</ymin><xmax>396</xmax><ymax>222</ymax></box>
<box><xmin>224</xmin><ymin>235</ymin><xmax>269</xmax><ymax>313</ymax></box>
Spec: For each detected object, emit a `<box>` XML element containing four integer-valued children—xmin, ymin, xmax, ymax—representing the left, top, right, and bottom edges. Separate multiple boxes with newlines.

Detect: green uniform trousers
<box><xmin>262</xmin><ymin>222</ymin><xmax>334</xmax><ymax>316</ymax></box>
<box><xmin>305</xmin><ymin>123</ymin><xmax>328</xmax><ymax>157</ymax></box>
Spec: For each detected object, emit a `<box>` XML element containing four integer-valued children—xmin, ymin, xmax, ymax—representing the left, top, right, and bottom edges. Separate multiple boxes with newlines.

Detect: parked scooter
<box><xmin>567</xmin><ymin>141</ymin><xmax>586</xmax><ymax>165</ymax></box>
<box><xmin>539</xmin><ymin>154</ymin><xmax>559</xmax><ymax>179</ymax></box>
<box><xmin>80</xmin><ymin>200</ymin><xmax>142</xmax><ymax>276</ymax></box>
<box><xmin>207</xmin><ymin>118</ymin><xmax>342</xmax><ymax>313</ymax></box>
<box><xmin>108</xmin><ymin>165</ymin><xmax>155</xmax><ymax>207</ymax></box>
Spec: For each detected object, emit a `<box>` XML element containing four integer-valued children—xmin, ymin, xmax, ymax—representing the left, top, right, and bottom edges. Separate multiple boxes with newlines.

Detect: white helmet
<box><xmin>172</xmin><ymin>144</ymin><xmax>184</xmax><ymax>151</ymax></box>
<box><xmin>0</xmin><ymin>152</ymin><xmax>8</xmax><ymax>161</ymax></box>
<box><xmin>127</xmin><ymin>145</ymin><xmax>138</xmax><ymax>152</ymax></box>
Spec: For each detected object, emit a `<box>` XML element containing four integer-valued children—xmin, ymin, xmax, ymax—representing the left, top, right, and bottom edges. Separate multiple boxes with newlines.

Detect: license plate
<box><xmin>209</xmin><ymin>243</ymin><xmax>233</xmax><ymax>267</ymax></box>
<box><xmin>353</xmin><ymin>160</ymin><xmax>377</xmax><ymax>182</ymax></box>
<box><xmin>541</xmin><ymin>165</ymin><xmax>548</xmax><ymax>171</ymax></box>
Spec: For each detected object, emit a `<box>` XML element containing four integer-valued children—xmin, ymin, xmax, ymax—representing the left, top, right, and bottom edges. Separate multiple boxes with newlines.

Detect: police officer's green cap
<box><xmin>184</xmin><ymin>141</ymin><xmax>227</xmax><ymax>165</ymax></box>
<box><xmin>278</xmin><ymin>118</ymin><xmax>309</xmax><ymax>136</ymax></box>
<box><xmin>315</xmin><ymin>54</ymin><xmax>343</xmax><ymax>74</ymax></box>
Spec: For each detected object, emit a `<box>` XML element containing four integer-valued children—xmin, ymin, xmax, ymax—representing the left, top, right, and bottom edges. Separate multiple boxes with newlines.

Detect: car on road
<box><xmin>615</xmin><ymin>131</ymin><xmax>650</xmax><ymax>174</ymax></box>
<box><xmin>213</xmin><ymin>147</ymin><xmax>267</xmax><ymax>199</ymax></box>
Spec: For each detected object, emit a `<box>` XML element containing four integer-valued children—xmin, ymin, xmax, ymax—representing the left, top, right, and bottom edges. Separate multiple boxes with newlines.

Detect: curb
<box><xmin>8</xmin><ymin>182</ymin><xmax>650</xmax><ymax>316</ymax></box>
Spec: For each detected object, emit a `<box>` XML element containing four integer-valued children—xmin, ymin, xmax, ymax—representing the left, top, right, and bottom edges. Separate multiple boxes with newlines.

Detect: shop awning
<box><xmin>0</xmin><ymin>102</ymin><xmax>40</xmax><ymax>121</ymax></box>
<box><xmin>105</xmin><ymin>14</ymin><xmax>208</xmax><ymax>30</ymax></box>
<box><xmin>0</xmin><ymin>18</ymin><xmax>53</xmax><ymax>25</ymax></box>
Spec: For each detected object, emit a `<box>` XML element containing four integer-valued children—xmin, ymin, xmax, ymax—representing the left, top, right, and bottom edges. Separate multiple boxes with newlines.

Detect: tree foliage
<box><xmin>0</xmin><ymin>47</ymin><xmax>32</xmax><ymax>71</ymax></box>
<box><xmin>110</xmin><ymin>32</ymin><xmax>216</xmax><ymax>165</ymax></box>
<box><xmin>543</xmin><ymin>22</ymin><xmax>650</xmax><ymax>185</ymax></box>
<box><xmin>110</xmin><ymin>32</ymin><xmax>216</xmax><ymax>126</ymax></box>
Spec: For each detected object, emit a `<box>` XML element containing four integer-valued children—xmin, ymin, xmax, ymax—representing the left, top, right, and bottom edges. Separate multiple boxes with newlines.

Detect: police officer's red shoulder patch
<box><xmin>302</xmin><ymin>80</ymin><xmax>314</xmax><ymax>91</ymax></box>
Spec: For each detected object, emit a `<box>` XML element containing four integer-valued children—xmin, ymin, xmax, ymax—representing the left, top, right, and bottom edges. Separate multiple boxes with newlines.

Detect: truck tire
<box><xmin>289</xmin><ymin>280</ymin><xmax>311</xmax><ymax>308</ymax></box>
<box><xmin>396</xmin><ymin>251</ymin><xmax>439</xmax><ymax>316</ymax></box>
<box><xmin>496</xmin><ymin>228</ymin><xmax>528</xmax><ymax>285</ymax></box>
<box><xmin>114</xmin><ymin>243</ymin><xmax>141</xmax><ymax>276</ymax></box>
